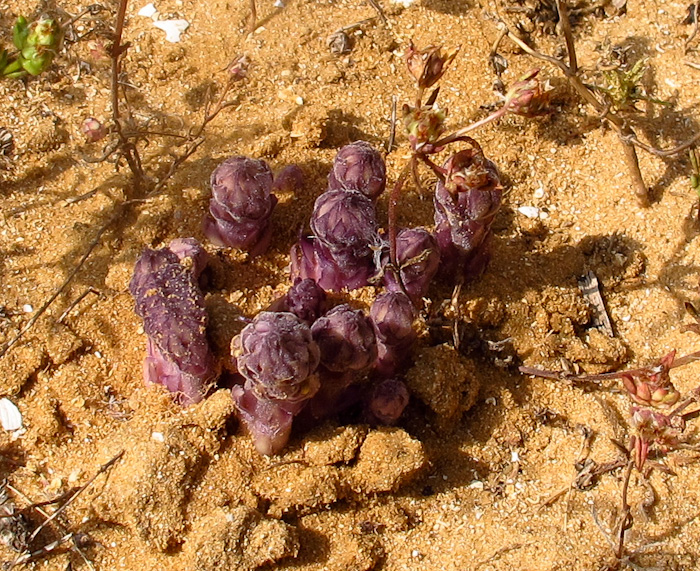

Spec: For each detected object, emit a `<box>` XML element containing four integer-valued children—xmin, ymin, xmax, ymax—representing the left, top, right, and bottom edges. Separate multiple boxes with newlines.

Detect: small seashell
<box><xmin>138</xmin><ymin>3</ymin><xmax>157</xmax><ymax>17</ymax></box>
<box><xmin>0</xmin><ymin>398</ymin><xmax>22</xmax><ymax>431</ymax></box>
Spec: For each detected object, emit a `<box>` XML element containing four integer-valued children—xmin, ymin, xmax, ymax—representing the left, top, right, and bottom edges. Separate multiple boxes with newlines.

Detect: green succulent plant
<box><xmin>2</xmin><ymin>16</ymin><xmax>60</xmax><ymax>78</ymax></box>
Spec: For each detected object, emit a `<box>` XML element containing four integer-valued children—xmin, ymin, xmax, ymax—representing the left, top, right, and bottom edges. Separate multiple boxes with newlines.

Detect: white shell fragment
<box><xmin>273</xmin><ymin>0</ymin><xmax>285</xmax><ymax>7</ymax></box>
<box><xmin>138</xmin><ymin>3</ymin><xmax>157</xmax><ymax>17</ymax></box>
<box><xmin>153</xmin><ymin>19</ymin><xmax>189</xmax><ymax>43</ymax></box>
<box><xmin>517</xmin><ymin>206</ymin><xmax>541</xmax><ymax>219</ymax></box>
<box><xmin>0</xmin><ymin>398</ymin><xmax>22</xmax><ymax>431</ymax></box>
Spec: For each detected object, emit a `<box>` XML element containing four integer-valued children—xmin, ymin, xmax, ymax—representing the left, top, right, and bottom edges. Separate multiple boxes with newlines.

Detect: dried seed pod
<box><xmin>203</xmin><ymin>156</ymin><xmax>277</xmax><ymax>256</ymax></box>
<box><xmin>327</xmin><ymin>141</ymin><xmax>386</xmax><ymax>200</ymax></box>
<box><xmin>311</xmin><ymin>304</ymin><xmax>377</xmax><ymax>373</ymax></box>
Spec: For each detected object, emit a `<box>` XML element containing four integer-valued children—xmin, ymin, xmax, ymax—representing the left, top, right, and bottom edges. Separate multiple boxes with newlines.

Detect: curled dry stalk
<box><xmin>494</xmin><ymin>0</ymin><xmax>700</xmax><ymax>206</ymax></box>
<box><xmin>522</xmin><ymin>339</ymin><xmax>700</xmax><ymax>565</ymax></box>
<box><xmin>0</xmin><ymin>0</ymin><xmax>245</xmax><ymax>359</ymax></box>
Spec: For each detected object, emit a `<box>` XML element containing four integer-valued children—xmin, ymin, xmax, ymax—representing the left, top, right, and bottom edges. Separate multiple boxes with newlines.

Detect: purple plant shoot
<box><xmin>370</xmin><ymin>292</ymin><xmax>416</xmax><ymax>377</ymax></box>
<box><xmin>231</xmin><ymin>382</ymin><xmax>296</xmax><ymax>456</ymax></box>
<box><xmin>383</xmin><ymin>227</ymin><xmax>441</xmax><ymax>301</ymax></box>
<box><xmin>203</xmin><ymin>156</ymin><xmax>278</xmax><ymax>256</ymax></box>
<box><xmin>130</xmin><ymin>247</ymin><xmax>217</xmax><ymax>406</ymax></box>
<box><xmin>367</xmin><ymin>378</ymin><xmax>410</xmax><ymax>425</ymax></box>
<box><xmin>311</xmin><ymin>304</ymin><xmax>377</xmax><ymax>373</ymax></box>
<box><xmin>327</xmin><ymin>141</ymin><xmax>387</xmax><ymax>200</ymax></box>
<box><xmin>168</xmin><ymin>237</ymin><xmax>208</xmax><ymax>280</ymax></box>
<box><xmin>232</xmin><ymin>311</ymin><xmax>321</xmax><ymax>404</ymax></box>
<box><xmin>434</xmin><ymin>147</ymin><xmax>502</xmax><ymax>280</ymax></box>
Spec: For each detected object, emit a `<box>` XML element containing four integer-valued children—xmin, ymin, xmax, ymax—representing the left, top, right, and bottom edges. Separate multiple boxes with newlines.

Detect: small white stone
<box><xmin>151</xmin><ymin>431</ymin><xmax>165</xmax><ymax>442</ymax></box>
<box><xmin>22</xmin><ymin>304</ymin><xmax>33</xmax><ymax>313</ymax></box>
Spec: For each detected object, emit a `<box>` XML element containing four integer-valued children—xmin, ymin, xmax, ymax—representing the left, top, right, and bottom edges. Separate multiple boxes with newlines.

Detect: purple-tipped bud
<box><xmin>130</xmin><ymin>248</ymin><xmax>217</xmax><ymax>406</ymax></box>
<box><xmin>384</xmin><ymin>228</ymin><xmax>441</xmax><ymax>301</ymax></box>
<box><xmin>503</xmin><ymin>69</ymin><xmax>549</xmax><ymax>117</ymax></box>
<box><xmin>327</xmin><ymin>141</ymin><xmax>387</xmax><ymax>200</ymax></box>
<box><xmin>168</xmin><ymin>237</ymin><xmax>208</xmax><ymax>280</ymax></box>
<box><xmin>203</xmin><ymin>156</ymin><xmax>277</xmax><ymax>256</ymax></box>
<box><xmin>232</xmin><ymin>383</ymin><xmax>295</xmax><ymax>456</ymax></box>
<box><xmin>232</xmin><ymin>311</ymin><xmax>321</xmax><ymax>404</ymax></box>
<box><xmin>272</xmin><ymin>164</ymin><xmax>305</xmax><ymax>194</ymax></box>
<box><xmin>370</xmin><ymin>292</ymin><xmax>416</xmax><ymax>376</ymax></box>
<box><xmin>286</xmin><ymin>278</ymin><xmax>327</xmax><ymax>324</ymax></box>
<box><xmin>267</xmin><ymin>278</ymin><xmax>327</xmax><ymax>324</ymax></box>
<box><xmin>311</xmin><ymin>305</ymin><xmax>377</xmax><ymax>373</ymax></box>
<box><xmin>368</xmin><ymin>378</ymin><xmax>410</xmax><ymax>425</ymax></box>
<box><xmin>81</xmin><ymin>117</ymin><xmax>107</xmax><ymax>143</ymax></box>
<box><xmin>311</xmin><ymin>189</ymin><xmax>379</xmax><ymax>256</ymax></box>
<box><xmin>434</xmin><ymin>148</ymin><xmax>502</xmax><ymax>280</ymax></box>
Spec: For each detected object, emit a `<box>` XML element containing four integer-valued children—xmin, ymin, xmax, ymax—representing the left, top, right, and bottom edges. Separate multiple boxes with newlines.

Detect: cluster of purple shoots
<box><xmin>130</xmin><ymin>139</ymin><xmax>503</xmax><ymax>454</ymax></box>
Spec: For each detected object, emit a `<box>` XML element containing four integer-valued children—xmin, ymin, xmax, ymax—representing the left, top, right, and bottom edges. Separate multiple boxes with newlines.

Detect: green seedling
<box><xmin>2</xmin><ymin>16</ymin><xmax>60</xmax><ymax>78</ymax></box>
<box><xmin>598</xmin><ymin>58</ymin><xmax>669</xmax><ymax>112</ymax></box>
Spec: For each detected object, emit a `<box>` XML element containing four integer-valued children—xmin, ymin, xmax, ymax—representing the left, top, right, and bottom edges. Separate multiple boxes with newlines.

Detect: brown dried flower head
<box><xmin>405</xmin><ymin>40</ymin><xmax>459</xmax><ymax>90</ymax></box>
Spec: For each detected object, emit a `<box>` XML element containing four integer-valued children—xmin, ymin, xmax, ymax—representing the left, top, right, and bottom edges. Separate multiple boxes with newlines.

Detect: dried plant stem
<box><xmin>25</xmin><ymin>451</ymin><xmax>124</xmax><ymax>545</ymax></box>
<box><xmin>615</xmin><ymin>459</ymin><xmax>634</xmax><ymax>560</ymax></box>
<box><xmin>497</xmin><ymin>13</ymin><xmax>649</xmax><ymax>205</ymax></box>
<box><xmin>0</xmin><ymin>211</ymin><xmax>121</xmax><ymax>359</ymax></box>
<box><xmin>110</xmin><ymin>0</ymin><xmax>146</xmax><ymax>195</ymax></box>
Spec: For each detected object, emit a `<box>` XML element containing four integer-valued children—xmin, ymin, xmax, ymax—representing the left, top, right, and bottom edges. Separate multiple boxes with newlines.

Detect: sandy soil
<box><xmin>2</xmin><ymin>0</ymin><xmax>700</xmax><ymax>569</ymax></box>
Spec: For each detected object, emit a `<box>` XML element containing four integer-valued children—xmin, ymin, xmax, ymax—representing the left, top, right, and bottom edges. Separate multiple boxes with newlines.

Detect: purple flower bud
<box><xmin>232</xmin><ymin>311</ymin><xmax>320</xmax><ymax>404</ymax></box>
<box><xmin>384</xmin><ymin>228</ymin><xmax>441</xmax><ymax>301</ymax></box>
<box><xmin>285</xmin><ymin>278</ymin><xmax>327</xmax><ymax>324</ymax></box>
<box><xmin>272</xmin><ymin>165</ymin><xmax>305</xmax><ymax>194</ymax></box>
<box><xmin>232</xmin><ymin>382</ymin><xmax>295</xmax><ymax>456</ymax></box>
<box><xmin>370</xmin><ymin>292</ymin><xmax>416</xmax><ymax>376</ymax></box>
<box><xmin>130</xmin><ymin>248</ymin><xmax>217</xmax><ymax>406</ymax></box>
<box><xmin>311</xmin><ymin>305</ymin><xmax>377</xmax><ymax>373</ymax></box>
<box><xmin>368</xmin><ymin>378</ymin><xmax>410</xmax><ymax>425</ymax></box>
<box><xmin>203</xmin><ymin>156</ymin><xmax>277</xmax><ymax>256</ymax></box>
<box><xmin>81</xmin><ymin>117</ymin><xmax>107</xmax><ymax>143</ymax></box>
<box><xmin>168</xmin><ymin>237</ymin><xmax>208</xmax><ymax>280</ymax></box>
<box><xmin>434</xmin><ymin>149</ymin><xmax>502</xmax><ymax>280</ymax></box>
<box><xmin>327</xmin><ymin>141</ymin><xmax>386</xmax><ymax>200</ymax></box>
<box><xmin>311</xmin><ymin>189</ymin><xmax>378</xmax><ymax>256</ymax></box>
